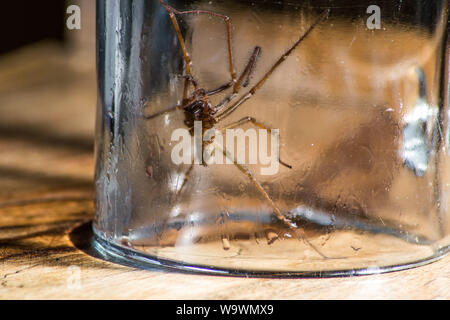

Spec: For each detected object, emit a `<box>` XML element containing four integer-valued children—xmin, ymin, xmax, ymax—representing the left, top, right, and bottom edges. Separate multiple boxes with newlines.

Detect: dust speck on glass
<box><xmin>94</xmin><ymin>0</ymin><xmax>450</xmax><ymax>276</ymax></box>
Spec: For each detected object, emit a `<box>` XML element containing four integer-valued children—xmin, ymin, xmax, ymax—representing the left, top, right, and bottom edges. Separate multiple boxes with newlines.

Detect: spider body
<box><xmin>182</xmin><ymin>95</ymin><xmax>215</xmax><ymax>131</ymax></box>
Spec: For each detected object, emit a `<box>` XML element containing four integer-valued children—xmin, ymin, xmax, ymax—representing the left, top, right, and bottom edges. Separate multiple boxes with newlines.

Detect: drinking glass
<box><xmin>94</xmin><ymin>0</ymin><xmax>450</xmax><ymax>276</ymax></box>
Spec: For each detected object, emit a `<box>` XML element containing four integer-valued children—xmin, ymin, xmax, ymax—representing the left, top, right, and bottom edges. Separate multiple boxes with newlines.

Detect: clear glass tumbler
<box><xmin>94</xmin><ymin>0</ymin><xmax>450</xmax><ymax>276</ymax></box>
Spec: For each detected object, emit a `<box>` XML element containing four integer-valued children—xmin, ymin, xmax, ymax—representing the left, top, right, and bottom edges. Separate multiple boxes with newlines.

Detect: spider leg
<box><xmin>220</xmin><ymin>116</ymin><xmax>292</xmax><ymax>169</ymax></box>
<box><xmin>143</xmin><ymin>88</ymin><xmax>207</xmax><ymax>120</ymax></box>
<box><xmin>181</xmin><ymin>74</ymin><xmax>199</xmax><ymax>92</ymax></box>
<box><xmin>234</xmin><ymin>46</ymin><xmax>261</xmax><ymax>91</ymax></box>
<box><xmin>160</xmin><ymin>0</ymin><xmax>237</xmax><ymax>83</ymax></box>
<box><xmin>207</xmin><ymin>45</ymin><xmax>260</xmax><ymax>101</ymax></box>
<box><xmin>175</xmin><ymin>163</ymin><xmax>194</xmax><ymax>199</ymax></box>
<box><xmin>155</xmin><ymin>163</ymin><xmax>194</xmax><ymax>242</ymax></box>
<box><xmin>171</xmin><ymin>145</ymin><xmax>217</xmax><ymax>240</ymax></box>
<box><xmin>212</xmin><ymin>141</ymin><xmax>328</xmax><ymax>258</ymax></box>
<box><xmin>206</xmin><ymin>82</ymin><xmax>233</xmax><ymax>96</ymax></box>
<box><xmin>213</xmin><ymin>46</ymin><xmax>261</xmax><ymax>113</ymax></box>
<box><xmin>214</xmin><ymin>9</ymin><xmax>330</xmax><ymax>122</ymax></box>
<box><xmin>143</xmin><ymin>104</ymin><xmax>181</xmax><ymax>120</ymax></box>
<box><xmin>159</xmin><ymin>3</ymin><xmax>194</xmax><ymax>101</ymax></box>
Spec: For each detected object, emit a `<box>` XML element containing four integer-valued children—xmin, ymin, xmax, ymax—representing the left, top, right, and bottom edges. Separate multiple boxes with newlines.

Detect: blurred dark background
<box><xmin>0</xmin><ymin>1</ymin><xmax>66</xmax><ymax>54</ymax></box>
<box><xmin>0</xmin><ymin>0</ymin><xmax>96</xmax><ymax>202</ymax></box>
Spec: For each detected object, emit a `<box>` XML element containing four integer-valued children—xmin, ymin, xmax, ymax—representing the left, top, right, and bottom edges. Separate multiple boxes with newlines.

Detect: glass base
<box><xmin>93</xmin><ymin>226</ymin><xmax>449</xmax><ymax>278</ymax></box>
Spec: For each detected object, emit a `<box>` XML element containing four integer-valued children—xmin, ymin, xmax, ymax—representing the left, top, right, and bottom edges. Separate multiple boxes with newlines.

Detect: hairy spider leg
<box><xmin>214</xmin><ymin>9</ymin><xmax>330</xmax><ymax>122</ymax></box>
<box><xmin>159</xmin><ymin>1</ymin><xmax>237</xmax><ymax>89</ymax></box>
<box><xmin>176</xmin><ymin>163</ymin><xmax>194</xmax><ymax>199</ymax></box>
<box><xmin>213</xmin><ymin>46</ymin><xmax>261</xmax><ymax>112</ymax></box>
<box><xmin>159</xmin><ymin>3</ymin><xmax>193</xmax><ymax>101</ymax></box>
<box><xmin>213</xmin><ymin>140</ymin><xmax>328</xmax><ymax>258</ymax></box>
<box><xmin>220</xmin><ymin>116</ymin><xmax>292</xmax><ymax>169</ymax></box>
<box><xmin>144</xmin><ymin>88</ymin><xmax>207</xmax><ymax>120</ymax></box>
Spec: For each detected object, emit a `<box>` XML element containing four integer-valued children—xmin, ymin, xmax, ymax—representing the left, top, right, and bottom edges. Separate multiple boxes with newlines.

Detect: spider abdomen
<box><xmin>184</xmin><ymin>100</ymin><xmax>204</xmax><ymax>117</ymax></box>
<box><xmin>184</xmin><ymin>99</ymin><xmax>215</xmax><ymax>130</ymax></box>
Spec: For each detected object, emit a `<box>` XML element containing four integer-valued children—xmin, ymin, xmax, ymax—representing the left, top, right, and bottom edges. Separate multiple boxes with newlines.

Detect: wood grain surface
<box><xmin>0</xmin><ymin>42</ymin><xmax>449</xmax><ymax>300</ymax></box>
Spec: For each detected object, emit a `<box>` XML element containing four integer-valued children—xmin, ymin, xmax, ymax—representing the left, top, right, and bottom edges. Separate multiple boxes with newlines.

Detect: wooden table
<box><xmin>0</xmin><ymin>43</ymin><xmax>449</xmax><ymax>300</ymax></box>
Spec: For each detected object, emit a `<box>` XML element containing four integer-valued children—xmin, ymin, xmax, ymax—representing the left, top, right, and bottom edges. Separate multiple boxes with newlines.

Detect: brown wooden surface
<box><xmin>0</xmin><ymin>43</ymin><xmax>449</xmax><ymax>300</ymax></box>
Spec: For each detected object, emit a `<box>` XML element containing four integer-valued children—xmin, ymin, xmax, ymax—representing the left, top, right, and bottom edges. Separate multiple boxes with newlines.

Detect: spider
<box><xmin>145</xmin><ymin>0</ymin><xmax>330</xmax><ymax>256</ymax></box>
